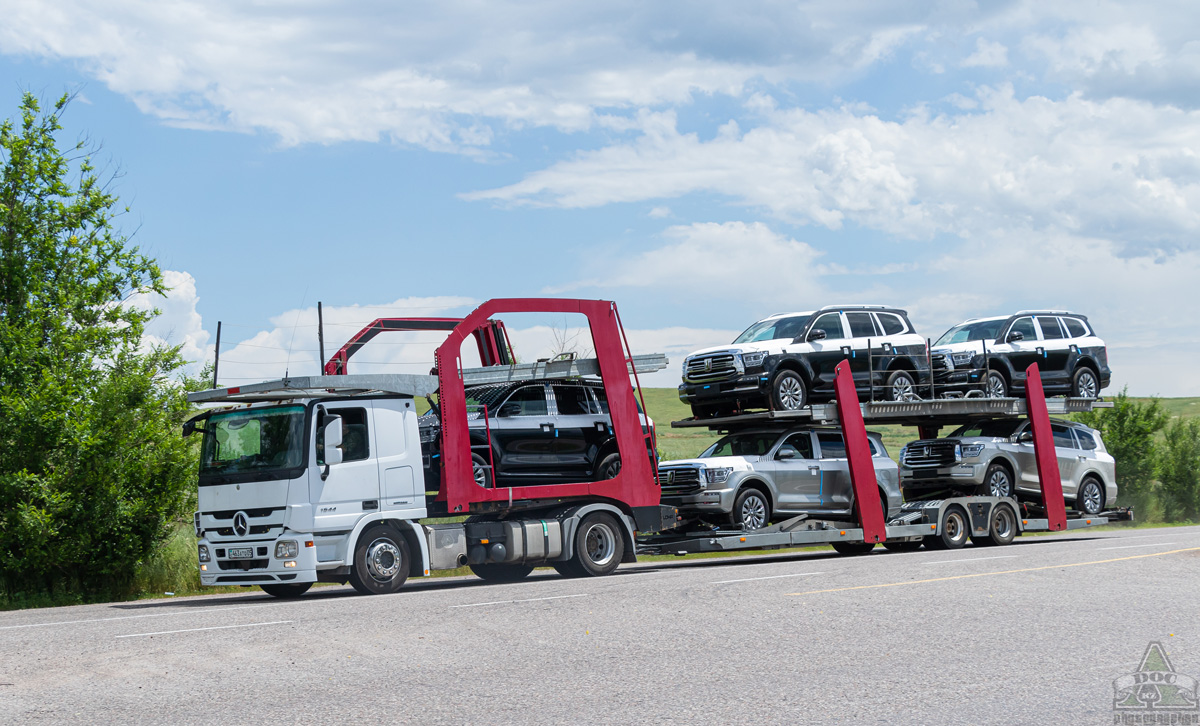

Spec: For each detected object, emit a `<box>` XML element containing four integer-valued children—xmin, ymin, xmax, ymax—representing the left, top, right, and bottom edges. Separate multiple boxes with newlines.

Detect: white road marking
<box><xmin>712</xmin><ymin>571</ymin><xmax>825</xmax><ymax>584</ymax></box>
<box><xmin>115</xmin><ymin>620</ymin><xmax>292</xmax><ymax>639</ymax></box>
<box><xmin>1099</xmin><ymin>543</ymin><xmax>1177</xmax><ymax>551</ymax></box>
<box><xmin>451</xmin><ymin>594</ymin><xmax>588</xmax><ymax>609</ymax></box>
<box><xmin>0</xmin><ymin>602</ymin><xmax>287</xmax><ymax>631</ymax></box>
<box><xmin>923</xmin><ymin>555</ymin><xmax>1019</xmax><ymax>565</ymax></box>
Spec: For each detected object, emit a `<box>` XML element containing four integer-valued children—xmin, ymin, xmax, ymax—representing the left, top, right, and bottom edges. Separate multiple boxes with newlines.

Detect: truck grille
<box><xmin>684</xmin><ymin>353</ymin><xmax>739</xmax><ymax>383</ymax></box>
<box><xmin>903</xmin><ymin>440</ymin><xmax>959</xmax><ymax>468</ymax></box>
<box><xmin>658</xmin><ymin>468</ymin><xmax>703</xmax><ymax>495</ymax></box>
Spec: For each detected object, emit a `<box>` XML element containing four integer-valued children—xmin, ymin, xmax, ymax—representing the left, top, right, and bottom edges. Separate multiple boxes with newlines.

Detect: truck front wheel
<box><xmin>567</xmin><ymin>512</ymin><xmax>625</xmax><ymax>577</ymax></box>
<box><xmin>349</xmin><ymin>523</ymin><xmax>410</xmax><ymax>595</ymax></box>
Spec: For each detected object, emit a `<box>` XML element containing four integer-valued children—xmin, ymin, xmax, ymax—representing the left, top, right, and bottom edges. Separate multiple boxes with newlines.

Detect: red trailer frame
<box><xmin>433</xmin><ymin>299</ymin><xmax>660</xmax><ymax>514</ymax></box>
<box><xmin>324</xmin><ymin>317</ymin><xmax>512</xmax><ymax>375</ymax></box>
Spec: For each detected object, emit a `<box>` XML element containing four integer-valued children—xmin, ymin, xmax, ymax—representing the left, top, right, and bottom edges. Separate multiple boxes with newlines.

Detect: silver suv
<box><xmin>898</xmin><ymin>419</ymin><xmax>1116</xmax><ymax>515</ymax></box>
<box><xmin>657</xmin><ymin>427</ymin><xmax>902</xmax><ymax>529</ymax></box>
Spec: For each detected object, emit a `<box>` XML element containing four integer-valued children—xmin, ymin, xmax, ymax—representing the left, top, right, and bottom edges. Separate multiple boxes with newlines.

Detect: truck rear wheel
<box><xmin>469</xmin><ymin>563</ymin><xmax>535</xmax><ymax>582</ymax></box>
<box><xmin>348</xmin><ymin>523</ymin><xmax>410</xmax><ymax>595</ymax></box>
<box><xmin>926</xmin><ymin>505</ymin><xmax>969</xmax><ymax>550</ymax></box>
<box><xmin>260</xmin><ymin>583</ymin><xmax>312</xmax><ymax>598</ymax></box>
<box><xmin>568</xmin><ymin>512</ymin><xmax>624</xmax><ymax>577</ymax></box>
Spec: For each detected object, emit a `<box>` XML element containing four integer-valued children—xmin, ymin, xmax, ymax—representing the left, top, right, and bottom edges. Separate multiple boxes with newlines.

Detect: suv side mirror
<box><xmin>807</xmin><ymin>329</ymin><xmax>827</xmax><ymax>342</ymax></box>
<box><xmin>1007</xmin><ymin>331</ymin><xmax>1024</xmax><ymax>343</ymax></box>
<box><xmin>776</xmin><ymin>448</ymin><xmax>796</xmax><ymax>460</ymax></box>
<box><xmin>1013</xmin><ymin>430</ymin><xmax>1034</xmax><ymax>444</ymax></box>
<box><xmin>499</xmin><ymin>402</ymin><xmax>522</xmax><ymax>418</ymax></box>
<box><xmin>322</xmin><ymin>416</ymin><xmax>344</xmax><ymax>466</ymax></box>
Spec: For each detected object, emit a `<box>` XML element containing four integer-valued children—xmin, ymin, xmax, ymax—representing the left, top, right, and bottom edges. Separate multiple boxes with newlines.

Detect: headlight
<box><xmin>419</xmin><ymin>427</ymin><xmax>437</xmax><ymax>444</ymax></box>
<box><xmin>961</xmin><ymin>444</ymin><xmax>985</xmax><ymax>458</ymax></box>
<box><xmin>954</xmin><ymin>444</ymin><xmax>962</xmax><ymax>461</ymax></box>
<box><xmin>198</xmin><ymin>545</ymin><xmax>210</xmax><ymax>563</ymax></box>
<box><xmin>741</xmin><ymin>351</ymin><xmax>767</xmax><ymax>368</ymax></box>
<box><xmin>275</xmin><ymin>540</ymin><xmax>299</xmax><ymax>559</ymax></box>
<box><xmin>952</xmin><ymin>351</ymin><xmax>974</xmax><ymax>366</ymax></box>
<box><xmin>704</xmin><ymin>467</ymin><xmax>734</xmax><ymax>485</ymax></box>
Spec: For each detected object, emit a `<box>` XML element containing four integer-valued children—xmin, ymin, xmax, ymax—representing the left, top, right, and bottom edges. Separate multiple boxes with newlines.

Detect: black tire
<box><xmin>770</xmin><ymin>370</ymin><xmax>807</xmax><ymax>411</ymax></box>
<box><xmin>831</xmin><ymin>540</ymin><xmax>876</xmax><ymax>555</ymax></box>
<box><xmin>469</xmin><ymin>563</ymin><xmax>535</xmax><ymax>582</ymax></box>
<box><xmin>348</xmin><ymin>523</ymin><xmax>410</xmax><ymax>595</ymax></box>
<box><xmin>985</xmin><ymin>370</ymin><xmax>1008</xmax><ymax>398</ymax></box>
<box><xmin>978</xmin><ymin>462</ymin><xmax>1014</xmax><ymax>498</ymax></box>
<box><xmin>973</xmin><ymin>502</ymin><xmax>1017</xmax><ymax>547</ymax></box>
<box><xmin>885</xmin><ymin>370</ymin><xmax>919</xmax><ymax>402</ymax></box>
<box><xmin>1076</xmin><ymin>477</ymin><xmax>1105</xmax><ymax>515</ymax></box>
<box><xmin>730</xmin><ymin>488</ymin><xmax>771</xmax><ymax>530</ymax></box>
<box><xmin>594</xmin><ymin>452</ymin><xmax>622</xmax><ymax>481</ymax></box>
<box><xmin>472</xmin><ymin>453</ymin><xmax>493</xmax><ymax>488</ymax></box>
<box><xmin>882</xmin><ymin>540</ymin><xmax>923</xmax><ymax>552</ymax></box>
<box><xmin>1072</xmin><ymin>367</ymin><xmax>1099</xmax><ymax>399</ymax></box>
<box><xmin>552</xmin><ymin>561</ymin><xmax>582</xmax><ymax>578</ymax></box>
<box><xmin>927</xmin><ymin>505</ymin><xmax>969</xmax><ymax>550</ymax></box>
<box><xmin>260</xmin><ymin>582</ymin><xmax>312</xmax><ymax>598</ymax></box>
<box><xmin>570</xmin><ymin>512</ymin><xmax>625</xmax><ymax>577</ymax></box>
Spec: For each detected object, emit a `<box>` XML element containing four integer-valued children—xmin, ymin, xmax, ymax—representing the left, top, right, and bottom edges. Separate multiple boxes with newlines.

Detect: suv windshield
<box><xmin>935</xmin><ymin>319</ymin><xmax>1005</xmax><ymax>346</ymax></box>
<box><xmin>200</xmin><ymin>405</ymin><xmax>306</xmax><ymax>479</ymax></box>
<box><xmin>701</xmin><ymin>432</ymin><xmax>780</xmax><ymax>458</ymax></box>
<box><xmin>949</xmin><ymin>420</ymin><xmax>1022</xmax><ymax>438</ymax></box>
<box><xmin>733</xmin><ymin>315</ymin><xmax>811</xmax><ymax>344</ymax></box>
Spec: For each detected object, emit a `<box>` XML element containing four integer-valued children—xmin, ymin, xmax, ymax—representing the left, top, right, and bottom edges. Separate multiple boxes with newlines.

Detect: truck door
<box><xmin>311</xmin><ymin>404</ymin><xmax>382</xmax><ymax>531</ymax></box>
<box><xmin>815</xmin><ymin>431</ymin><xmax>852</xmax><ymax>511</ymax></box>
<box><xmin>371</xmin><ymin>401</ymin><xmax>421</xmax><ymax>512</ymax></box>
<box><xmin>491</xmin><ymin>384</ymin><xmax>559</xmax><ymax>480</ymax></box>
<box><xmin>766</xmin><ymin>431</ymin><xmax>821</xmax><ymax>512</ymax></box>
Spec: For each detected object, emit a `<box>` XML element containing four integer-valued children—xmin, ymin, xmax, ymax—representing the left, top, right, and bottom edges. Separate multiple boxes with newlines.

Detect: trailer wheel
<box><xmin>974</xmin><ymin>503</ymin><xmax>1017</xmax><ymax>547</ymax></box>
<box><xmin>831</xmin><ymin>541</ymin><xmax>875</xmax><ymax>555</ymax></box>
<box><xmin>569</xmin><ymin>512</ymin><xmax>625</xmax><ymax>577</ymax></box>
<box><xmin>927</xmin><ymin>505</ymin><xmax>969</xmax><ymax>550</ymax></box>
<box><xmin>260</xmin><ymin>583</ymin><xmax>312</xmax><ymax>598</ymax></box>
<box><xmin>881</xmin><ymin>540</ymin><xmax>923</xmax><ymax>552</ymax></box>
<box><xmin>770</xmin><ymin>370</ymin><xmax>807</xmax><ymax>411</ymax></box>
<box><xmin>469</xmin><ymin>563</ymin><xmax>535</xmax><ymax>582</ymax></box>
<box><xmin>348</xmin><ymin>523</ymin><xmax>410</xmax><ymax>595</ymax></box>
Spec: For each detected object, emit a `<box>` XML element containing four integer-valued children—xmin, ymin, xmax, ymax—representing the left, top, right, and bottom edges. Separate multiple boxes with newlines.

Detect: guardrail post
<box><xmin>833</xmin><ymin>360</ymin><xmax>886</xmax><ymax>543</ymax></box>
<box><xmin>1025</xmin><ymin>363</ymin><xmax>1067</xmax><ymax>531</ymax></box>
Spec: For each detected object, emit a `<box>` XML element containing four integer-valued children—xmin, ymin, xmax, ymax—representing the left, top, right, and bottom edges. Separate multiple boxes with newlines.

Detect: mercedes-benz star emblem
<box><xmin>233</xmin><ymin>511</ymin><xmax>250</xmax><ymax>538</ymax></box>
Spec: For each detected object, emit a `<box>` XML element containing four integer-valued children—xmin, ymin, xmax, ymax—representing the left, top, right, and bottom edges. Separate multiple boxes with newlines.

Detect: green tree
<box><xmin>1157</xmin><ymin>418</ymin><xmax>1200</xmax><ymax>522</ymax></box>
<box><xmin>0</xmin><ymin>92</ymin><xmax>196</xmax><ymax>600</ymax></box>
<box><xmin>1074</xmin><ymin>387</ymin><xmax>1167</xmax><ymax>510</ymax></box>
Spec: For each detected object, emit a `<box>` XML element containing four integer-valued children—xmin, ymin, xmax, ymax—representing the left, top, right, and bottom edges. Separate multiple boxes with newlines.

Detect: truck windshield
<box><xmin>733</xmin><ymin>315</ymin><xmax>811</xmax><ymax>344</ymax></box>
<box><xmin>200</xmin><ymin>405</ymin><xmax>306</xmax><ymax>480</ymax></box>
<box><xmin>935</xmin><ymin>320</ymin><xmax>1005</xmax><ymax>346</ymax></box>
<box><xmin>701</xmin><ymin>432</ymin><xmax>780</xmax><ymax>458</ymax></box>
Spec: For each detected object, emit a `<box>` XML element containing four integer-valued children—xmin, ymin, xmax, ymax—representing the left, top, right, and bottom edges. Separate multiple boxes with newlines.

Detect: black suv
<box><xmin>929</xmin><ymin>311</ymin><xmax>1110</xmax><ymax>398</ymax></box>
<box><xmin>678</xmin><ymin>305</ymin><xmax>930</xmax><ymax>417</ymax></box>
<box><xmin>419</xmin><ymin>379</ymin><xmax>647</xmax><ymax>487</ymax></box>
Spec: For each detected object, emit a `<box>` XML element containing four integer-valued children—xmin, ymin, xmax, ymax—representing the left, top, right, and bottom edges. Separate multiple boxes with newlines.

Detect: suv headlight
<box><xmin>198</xmin><ymin>545</ymin><xmax>210</xmax><ymax>563</ymax></box>
<box><xmin>951</xmin><ymin>351</ymin><xmax>974</xmax><ymax>366</ymax></box>
<box><xmin>704</xmin><ymin>467</ymin><xmax>734</xmax><ymax>485</ymax></box>
<box><xmin>961</xmin><ymin>444</ymin><xmax>985</xmax><ymax>458</ymax></box>
<box><xmin>275</xmin><ymin>540</ymin><xmax>299</xmax><ymax>559</ymax></box>
<box><xmin>741</xmin><ymin>351</ymin><xmax>767</xmax><ymax>369</ymax></box>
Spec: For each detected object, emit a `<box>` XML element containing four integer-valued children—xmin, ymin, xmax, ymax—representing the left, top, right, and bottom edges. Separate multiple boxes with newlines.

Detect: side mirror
<box><xmin>1013</xmin><ymin>430</ymin><xmax>1034</xmax><ymax>444</ymax></box>
<box><xmin>323</xmin><ymin>416</ymin><xmax>344</xmax><ymax>466</ymax></box>
<box><xmin>1007</xmin><ymin>331</ymin><xmax>1024</xmax><ymax>343</ymax></box>
<box><xmin>807</xmin><ymin>329</ymin><xmax>827</xmax><ymax>342</ymax></box>
<box><xmin>499</xmin><ymin>402</ymin><xmax>522</xmax><ymax>418</ymax></box>
<box><xmin>776</xmin><ymin>449</ymin><xmax>796</xmax><ymax>460</ymax></box>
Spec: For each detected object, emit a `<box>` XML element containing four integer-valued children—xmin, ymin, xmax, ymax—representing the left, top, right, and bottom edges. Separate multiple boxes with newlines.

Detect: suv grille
<box><xmin>685</xmin><ymin>354</ymin><xmax>738</xmax><ymax>383</ymax></box>
<box><xmin>931</xmin><ymin>353</ymin><xmax>950</xmax><ymax>371</ymax></box>
<box><xmin>903</xmin><ymin>440</ymin><xmax>959</xmax><ymax>468</ymax></box>
<box><xmin>658</xmin><ymin>468</ymin><xmax>703</xmax><ymax>495</ymax></box>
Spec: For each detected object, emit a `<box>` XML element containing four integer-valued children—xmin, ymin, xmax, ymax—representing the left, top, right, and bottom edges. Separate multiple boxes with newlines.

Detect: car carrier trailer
<box><xmin>644</xmin><ymin>359</ymin><xmax>1132</xmax><ymax>556</ymax></box>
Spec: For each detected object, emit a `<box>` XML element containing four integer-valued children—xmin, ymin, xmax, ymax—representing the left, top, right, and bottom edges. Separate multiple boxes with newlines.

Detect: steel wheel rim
<box><xmin>778</xmin><ymin>377</ymin><xmax>804</xmax><ymax>409</ymax></box>
<box><xmin>988</xmin><ymin>469</ymin><xmax>1012</xmax><ymax>497</ymax></box>
<box><xmin>473</xmin><ymin>461</ymin><xmax>488</xmax><ymax>487</ymax></box>
<box><xmin>987</xmin><ymin>373</ymin><xmax>1006</xmax><ymax>398</ymax></box>
<box><xmin>1082</xmin><ymin>481</ymin><xmax>1102</xmax><ymax>513</ymax></box>
<box><xmin>741</xmin><ymin>494</ymin><xmax>767</xmax><ymax>529</ymax></box>
<box><xmin>1077</xmin><ymin>371</ymin><xmax>1097</xmax><ymax>398</ymax></box>
<box><xmin>992</xmin><ymin>508</ymin><xmax>1014</xmax><ymax>539</ymax></box>
<box><xmin>366</xmin><ymin>539</ymin><xmax>402</xmax><ymax>582</ymax></box>
<box><xmin>945</xmin><ymin>512</ymin><xmax>965</xmax><ymax>543</ymax></box>
<box><xmin>583</xmin><ymin>522</ymin><xmax>617</xmax><ymax>566</ymax></box>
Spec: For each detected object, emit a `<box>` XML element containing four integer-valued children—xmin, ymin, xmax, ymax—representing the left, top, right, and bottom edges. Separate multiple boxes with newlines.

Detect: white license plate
<box><xmin>227</xmin><ymin>547</ymin><xmax>254</xmax><ymax>559</ymax></box>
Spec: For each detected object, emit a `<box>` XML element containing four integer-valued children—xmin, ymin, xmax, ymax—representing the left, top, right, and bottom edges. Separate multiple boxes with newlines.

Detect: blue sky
<box><xmin>2</xmin><ymin>1</ymin><xmax>1198</xmax><ymax>393</ymax></box>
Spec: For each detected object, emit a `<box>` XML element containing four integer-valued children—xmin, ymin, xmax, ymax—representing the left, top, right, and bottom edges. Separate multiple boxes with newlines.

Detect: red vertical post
<box><xmin>1024</xmin><ymin>363</ymin><xmax>1067</xmax><ymax>531</ymax></box>
<box><xmin>834</xmin><ymin>360</ymin><xmax>886</xmax><ymax>543</ymax></box>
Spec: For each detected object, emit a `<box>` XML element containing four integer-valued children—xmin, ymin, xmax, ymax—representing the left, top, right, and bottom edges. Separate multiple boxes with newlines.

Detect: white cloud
<box><xmin>128</xmin><ymin>269</ymin><xmax>209</xmax><ymax>366</ymax></box>
<box><xmin>962</xmin><ymin>38</ymin><xmax>1008</xmax><ymax>68</ymax></box>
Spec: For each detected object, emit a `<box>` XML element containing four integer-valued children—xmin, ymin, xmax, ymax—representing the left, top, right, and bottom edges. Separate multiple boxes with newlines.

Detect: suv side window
<box><xmin>876</xmin><ymin>313</ymin><xmax>906</xmax><ymax>335</ymax></box>
<box><xmin>778</xmin><ymin>432</ymin><xmax>814</xmax><ymax>459</ymax></box>
<box><xmin>500</xmin><ymin>385</ymin><xmax>548</xmax><ymax>417</ymax></box>
<box><xmin>1063</xmin><ymin>317</ymin><xmax>1088</xmax><ymax>338</ymax></box>
<box><xmin>846</xmin><ymin>312</ymin><xmax>879</xmax><ymax>338</ymax></box>
<box><xmin>811</xmin><ymin>313</ymin><xmax>845</xmax><ymax>340</ymax></box>
<box><xmin>1051</xmin><ymin>423</ymin><xmax>1075</xmax><ymax>449</ymax></box>
<box><xmin>816</xmin><ymin>432</ymin><xmax>847</xmax><ymax>459</ymax></box>
<box><xmin>1009</xmin><ymin>316</ymin><xmax>1037</xmax><ymax>341</ymax></box>
<box><xmin>1074</xmin><ymin>428</ymin><xmax>1098</xmax><ymax>450</ymax></box>
<box><xmin>1037</xmin><ymin>316</ymin><xmax>1065</xmax><ymax>340</ymax></box>
<box><xmin>553</xmin><ymin>385</ymin><xmax>593</xmax><ymax>415</ymax></box>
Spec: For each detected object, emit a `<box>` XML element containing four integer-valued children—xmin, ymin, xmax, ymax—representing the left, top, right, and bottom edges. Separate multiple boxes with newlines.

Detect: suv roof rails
<box><xmin>1014</xmin><ymin>310</ymin><xmax>1075</xmax><ymax>316</ymax></box>
<box><xmin>817</xmin><ymin>304</ymin><xmax>894</xmax><ymax>311</ymax></box>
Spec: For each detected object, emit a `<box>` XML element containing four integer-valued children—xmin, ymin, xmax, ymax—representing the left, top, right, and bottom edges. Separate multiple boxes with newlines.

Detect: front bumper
<box><xmin>900</xmin><ymin>463</ymin><xmax>986</xmax><ymax>491</ymax></box>
<box><xmin>931</xmin><ymin>367</ymin><xmax>987</xmax><ymax>391</ymax></box>
<box><xmin>678</xmin><ymin>374</ymin><xmax>769</xmax><ymax>406</ymax></box>
<box><xmin>662</xmin><ymin>487</ymin><xmax>736</xmax><ymax>513</ymax></box>
<box><xmin>199</xmin><ymin>531</ymin><xmax>319</xmax><ymax>587</ymax></box>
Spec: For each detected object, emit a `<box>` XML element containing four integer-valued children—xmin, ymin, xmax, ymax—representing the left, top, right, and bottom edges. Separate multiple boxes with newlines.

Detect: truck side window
<box><xmin>816</xmin><ymin>432</ymin><xmax>847</xmax><ymax>459</ymax></box>
<box><xmin>317</xmin><ymin>408</ymin><xmax>370</xmax><ymax>464</ymax></box>
<box><xmin>811</xmin><ymin>313</ymin><xmax>845</xmax><ymax>340</ymax></box>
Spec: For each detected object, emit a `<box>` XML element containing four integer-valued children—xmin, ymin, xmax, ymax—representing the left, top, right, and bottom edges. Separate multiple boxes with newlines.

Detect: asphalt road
<box><xmin>2</xmin><ymin>525</ymin><xmax>1199</xmax><ymax>725</ymax></box>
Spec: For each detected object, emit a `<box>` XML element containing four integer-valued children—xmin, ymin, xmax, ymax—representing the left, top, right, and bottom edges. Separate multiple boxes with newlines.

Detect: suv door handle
<box><xmin>808</xmin><ymin>466</ymin><xmax>821</xmax><ymax>472</ymax></box>
<box><xmin>540</xmin><ymin>423</ymin><xmax>556</xmax><ymax>433</ymax></box>
<box><xmin>1077</xmin><ymin>455</ymin><xmax>1087</xmax><ymax>461</ymax></box>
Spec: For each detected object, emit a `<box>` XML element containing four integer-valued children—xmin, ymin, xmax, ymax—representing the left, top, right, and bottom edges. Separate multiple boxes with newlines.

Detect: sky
<box><xmin>2</xmin><ymin>0</ymin><xmax>1198</xmax><ymax>394</ymax></box>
